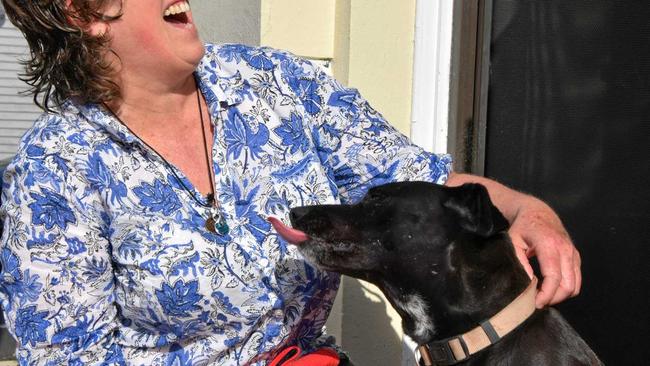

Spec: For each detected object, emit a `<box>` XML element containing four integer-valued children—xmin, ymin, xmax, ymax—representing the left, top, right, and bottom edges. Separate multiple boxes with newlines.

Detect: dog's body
<box><xmin>271</xmin><ymin>182</ymin><xmax>601</xmax><ymax>365</ymax></box>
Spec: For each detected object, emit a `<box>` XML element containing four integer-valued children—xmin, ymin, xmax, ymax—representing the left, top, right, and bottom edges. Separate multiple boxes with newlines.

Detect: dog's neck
<box><xmin>380</xmin><ymin>232</ymin><xmax>531</xmax><ymax>346</ymax></box>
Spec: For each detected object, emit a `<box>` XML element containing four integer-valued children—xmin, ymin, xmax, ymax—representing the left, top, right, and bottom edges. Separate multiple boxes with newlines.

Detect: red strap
<box><xmin>269</xmin><ymin>346</ymin><xmax>340</xmax><ymax>366</ymax></box>
<box><xmin>268</xmin><ymin>346</ymin><xmax>301</xmax><ymax>366</ymax></box>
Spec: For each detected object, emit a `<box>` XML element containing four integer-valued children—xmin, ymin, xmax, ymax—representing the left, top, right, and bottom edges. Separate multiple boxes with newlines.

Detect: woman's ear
<box><xmin>87</xmin><ymin>21</ymin><xmax>109</xmax><ymax>37</ymax></box>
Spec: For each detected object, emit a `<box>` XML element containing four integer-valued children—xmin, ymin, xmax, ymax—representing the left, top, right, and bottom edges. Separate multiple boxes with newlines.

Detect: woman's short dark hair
<box><xmin>1</xmin><ymin>0</ymin><xmax>122</xmax><ymax>111</ymax></box>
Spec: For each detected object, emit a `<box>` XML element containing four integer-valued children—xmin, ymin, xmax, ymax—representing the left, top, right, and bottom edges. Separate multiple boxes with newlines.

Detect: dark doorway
<box><xmin>453</xmin><ymin>1</ymin><xmax>650</xmax><ymax>364</ymax></box>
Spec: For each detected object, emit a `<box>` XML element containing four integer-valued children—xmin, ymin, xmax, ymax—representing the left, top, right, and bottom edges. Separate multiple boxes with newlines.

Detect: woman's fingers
<box><xmin>509</xmin><ymin>210</ymin><xmax>581</xmax><ymax>308</ymax></box>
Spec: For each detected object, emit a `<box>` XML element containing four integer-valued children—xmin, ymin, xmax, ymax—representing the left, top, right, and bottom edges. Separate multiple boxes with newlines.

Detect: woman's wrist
<box><xmin>508</xmin><ymin>193</ymin><xmax>552</xmax><ymax>223</ymax></box>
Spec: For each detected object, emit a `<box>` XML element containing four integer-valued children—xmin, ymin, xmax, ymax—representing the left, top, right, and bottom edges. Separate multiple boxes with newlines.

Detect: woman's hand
<box><xmin>507</xmin><ymin>198</ymin><xmax>581</xmax><ymax>308</ymax></box>
<box><xmin>445</xmin><ymin>172</ymin><xmax>581</xmax><ymax>308</ymax></box>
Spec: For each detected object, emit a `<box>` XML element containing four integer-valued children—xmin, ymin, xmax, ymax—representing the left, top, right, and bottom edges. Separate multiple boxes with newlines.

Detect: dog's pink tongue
<box><xmin>268</xmin><ymin>216</ymin><xmax>309</xmax><ymax>244</ymax></box>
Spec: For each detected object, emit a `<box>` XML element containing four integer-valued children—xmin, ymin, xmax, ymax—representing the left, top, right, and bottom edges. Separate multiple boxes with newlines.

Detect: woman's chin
<box><xmin>187</xmin><ymin>41</ymin><xmax>207</xmax><ymax>68</ymax></box>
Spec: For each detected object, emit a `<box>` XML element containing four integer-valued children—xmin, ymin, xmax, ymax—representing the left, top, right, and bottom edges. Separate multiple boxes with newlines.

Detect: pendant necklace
<box><xmin>104</xmin><ymin>81</ymin><xmax>229</xmax><ymax>236</ymax></box>
<box><xmin>196</xmin><ymin>88</ymin><xmax>230</xmax><ymax>236</ymax></box>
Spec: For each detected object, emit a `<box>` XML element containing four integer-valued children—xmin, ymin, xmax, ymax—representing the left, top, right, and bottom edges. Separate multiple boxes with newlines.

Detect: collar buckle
<box><xmin>419</xmin><ymin>340</ymin><xmax>461</xmax><ymax>366</ymax></box>
<box><xmin>429</xmin><ymin>341</ymin><xmax>457</xmax><ymax>365</ymax></box>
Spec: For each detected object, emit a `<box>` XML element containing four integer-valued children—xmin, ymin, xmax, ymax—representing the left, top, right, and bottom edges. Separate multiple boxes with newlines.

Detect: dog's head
<box><xmin>272</xmin><ymin>182</ymin><xmax>509</xmax><ymax>279</ymax></box>
<box><xmin>271</xmin><ymin>182</ymin><xmax>528</xmax><ymax>342</ymax></box>
<box><xmin>270</xmin><ymin>181</ymin><xmax>529</xmax><ymax>342</ymax></box>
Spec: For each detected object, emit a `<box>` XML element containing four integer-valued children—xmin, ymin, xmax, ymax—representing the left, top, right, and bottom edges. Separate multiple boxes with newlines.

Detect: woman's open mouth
<box><xmin>163</xmin><ymin>0</ymin><xmax>191</xmax><ymax>25</ymax></box>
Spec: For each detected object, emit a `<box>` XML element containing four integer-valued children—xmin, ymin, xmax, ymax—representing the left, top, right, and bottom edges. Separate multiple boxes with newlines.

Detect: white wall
<box><xmin>192</xmin><ymin>0</ymin><xmax>261</xmax><ymax>45</ymax></box>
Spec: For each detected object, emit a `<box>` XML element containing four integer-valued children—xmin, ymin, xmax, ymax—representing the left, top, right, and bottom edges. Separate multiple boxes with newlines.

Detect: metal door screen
<box><xmin>485</xmin><ymin>1</ymin><xmax>650</xmax><ymax>364</ymax></box>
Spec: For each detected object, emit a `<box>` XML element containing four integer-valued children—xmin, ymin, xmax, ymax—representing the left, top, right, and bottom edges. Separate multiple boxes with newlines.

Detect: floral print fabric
<box><xmin>0</xmin><ymin>44</ymin><xmax>452</xmax><ymax>365</ymax></box>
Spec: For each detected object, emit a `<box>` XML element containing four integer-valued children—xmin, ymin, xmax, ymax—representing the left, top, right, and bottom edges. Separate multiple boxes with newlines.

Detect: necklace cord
<box><xmin>102</xmin><ymin>81</ymin><xmax>216</xmax><ymax>210</ymax></box>
<box><xmin>196</xmin><ymin>82</ymin><xmax>217</xmax><ymax>207</ymax></box>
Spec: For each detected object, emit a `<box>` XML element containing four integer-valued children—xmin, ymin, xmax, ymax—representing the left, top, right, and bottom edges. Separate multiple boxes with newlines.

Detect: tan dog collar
<box><xmin>418</xmin><ymin>277</ymin><xmax>538</xmax><ymax>366</ymax></box>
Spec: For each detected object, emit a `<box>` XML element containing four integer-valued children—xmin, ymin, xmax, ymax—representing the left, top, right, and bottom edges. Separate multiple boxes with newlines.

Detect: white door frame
<box><xmin>404</xmin><ymin>0</ymin><xmax>454</xmax><ymax>362</ymax></box>
<box><xmin>410</xmin><ymin>0</ymin><xmax>454</xmax><ymax>155</ymax></box>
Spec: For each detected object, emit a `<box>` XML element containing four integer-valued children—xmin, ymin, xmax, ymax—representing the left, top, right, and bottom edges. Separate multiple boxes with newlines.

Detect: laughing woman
<box><xmin>0</xmin><ymin>1</ymin><xmax>580</xmax><ymax>365</ymax></box>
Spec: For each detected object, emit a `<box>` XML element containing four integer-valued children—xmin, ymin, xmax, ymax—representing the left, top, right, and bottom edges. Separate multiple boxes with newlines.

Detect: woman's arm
<box><xmin>0</xmin><ymin>148</ymin><xmax>124</xmax><ymax>364</ymax></box>
<box><xmin>445</xmin><ymin>172</ymin><xmax>581</xmax><ymax>308</ymax></box>
<box><xmin>270</xmin><ymin>49</ymin><xmax>579</xmax><ymax>308</ymax></box>
<box><xmin>272</xmin><ymin>50</ymin><xmax>452</xmax><ymax>203</ymax></box>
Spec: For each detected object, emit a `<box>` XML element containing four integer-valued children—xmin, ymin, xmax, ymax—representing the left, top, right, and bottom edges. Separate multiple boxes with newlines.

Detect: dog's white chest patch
<box><xmin>396</xmin><ymin>294</ymin><xmax>435</xmax><ymax>339</ymax></box>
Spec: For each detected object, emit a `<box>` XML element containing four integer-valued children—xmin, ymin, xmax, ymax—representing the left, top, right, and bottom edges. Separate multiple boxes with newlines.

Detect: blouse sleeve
<box><xmin>0</xmin><ymin>151</ymin><xmax>125</xmax><ymax>365</ymax></box>
<box><xmin>293</xmin><ymin>59</ymin><xmax>453</xmax><ymax>204</ymax></box>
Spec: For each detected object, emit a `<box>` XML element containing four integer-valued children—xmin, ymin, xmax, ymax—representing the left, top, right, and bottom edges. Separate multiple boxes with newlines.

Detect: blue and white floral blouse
<box><xmin>0</xmin><ymin>44</ymin><xmax>451</xmax><ymax>365</ymax></box>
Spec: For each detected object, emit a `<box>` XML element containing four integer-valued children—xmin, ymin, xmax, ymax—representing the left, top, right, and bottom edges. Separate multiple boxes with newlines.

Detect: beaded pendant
<box><xmin>205</xmin><ymin>213</ymin><xmax>229</xmax><ymax>235</ymax></box>
<box><xmin>204</xmin><ymin>201</ymin><xmax>229</xmax><ymax>235</ymax></box>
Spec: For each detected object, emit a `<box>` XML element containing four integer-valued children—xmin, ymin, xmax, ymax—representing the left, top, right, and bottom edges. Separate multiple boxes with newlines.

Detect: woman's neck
<box><xmin>108</xmin><ymin>73</ymin><xmax>200</xmax><ymax>128</ymax></box>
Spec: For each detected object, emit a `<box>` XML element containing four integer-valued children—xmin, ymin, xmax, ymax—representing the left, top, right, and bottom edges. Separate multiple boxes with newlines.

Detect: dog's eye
<box><xmin>333</xmin><ymin>241</ymin><xmax>355</xmax><ymax>252</ymax></box>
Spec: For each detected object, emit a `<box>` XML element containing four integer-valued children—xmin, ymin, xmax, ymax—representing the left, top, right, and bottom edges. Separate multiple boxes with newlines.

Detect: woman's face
<box><xmin>99</xmin><ymin>0</ymin><xmax>205</xmax><ymax>85</ymax></box>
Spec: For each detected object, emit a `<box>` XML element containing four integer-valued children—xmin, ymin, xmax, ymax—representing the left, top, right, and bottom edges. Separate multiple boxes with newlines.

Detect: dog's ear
<box><xmin>443</xmin><ymin>183</ymin><xmax>510</xmax><ymax>237</ymax></box>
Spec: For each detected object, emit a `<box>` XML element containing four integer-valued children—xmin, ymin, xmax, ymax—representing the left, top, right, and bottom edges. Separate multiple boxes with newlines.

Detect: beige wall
<box><xmin>261</xmin><ymin>1</ymin><xmax>335</xmax><ymax>59</ymax></box>
<box><xmin>343</xmin><ymin>0</ymin><xmax>417</xmax><ymax>135</ymax></box>
<box><xmin>261</xmin><ymin>1</ymin><xmax>417</xmax><ymax>364</ymax></box>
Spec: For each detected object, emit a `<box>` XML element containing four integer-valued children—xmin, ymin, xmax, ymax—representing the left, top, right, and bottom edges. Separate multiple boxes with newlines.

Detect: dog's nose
<box><xmin>290</xmin><ymin>206</ymin><xmax>310</xmax><ymax>224</ymax></box>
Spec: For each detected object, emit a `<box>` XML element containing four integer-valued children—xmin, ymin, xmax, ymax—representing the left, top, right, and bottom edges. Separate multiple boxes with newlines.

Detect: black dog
<box><xmin>270</xmin><ymin>182</ymin><xmax>601</xmax><ymax>365</ymax></box>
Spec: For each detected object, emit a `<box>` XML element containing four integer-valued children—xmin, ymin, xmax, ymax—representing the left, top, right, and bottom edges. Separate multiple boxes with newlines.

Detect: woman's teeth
<box><xmin>164</xmin><ymin>1</ymin><xmax>190</xmax><ymax>17</ymax></box>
